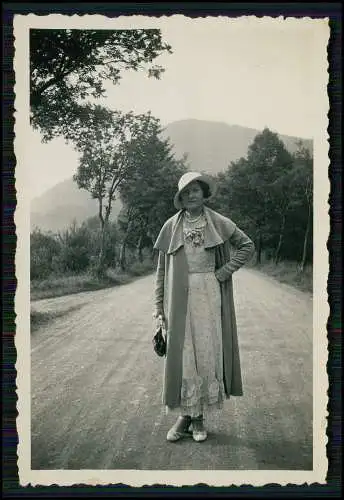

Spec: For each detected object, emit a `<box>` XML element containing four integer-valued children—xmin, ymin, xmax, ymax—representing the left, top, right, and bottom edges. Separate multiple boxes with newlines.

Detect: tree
<box><xmin>212</xmin><ymin>129</ymin><xmax>297</xmax><ymax>265</ymax></box>
<box><xmin>245</xmin><ymin>129</ymin><xmax>294</xmax><ymax>262</ymax></box>
<box><xmin>73</xmin><ymin>109</ymin><xmax>163</xmax><ymax>274</ymax></box>
<box><xmin>289</xmin><ymin>142</ymin><xmax>313</xmax><ymax>271</ymax></box>
<box><xmin>30</xmin><ymin>29</ymin><xmax>172</xmax><ymax>141</ymax></box>
<box><xmin>118</xmin><ymin>126</ymin><xmax>188</xmax><ymax>269</ymax></box>
<box><xmin>213</xmin><ymin>131</ymin><xmax>313</xmax><ymax>268</ymax></box>
<box><xmin>270</xmin><ymin>170</ymin><xmax>295</xmax><ymax>264</ymax></box>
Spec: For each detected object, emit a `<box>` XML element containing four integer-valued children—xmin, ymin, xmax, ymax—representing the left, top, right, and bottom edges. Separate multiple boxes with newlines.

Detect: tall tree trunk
<box><xmin>299</xmin><ymin>200</ymin><xmax>312</xmax><ymax>273</ymax></box>
<box><xmin>274</xmin><ymin>212</ymin><xmax>286</xmax><ymax>265</ymax></box>
<box><xmin>150</xmin><ymin>237</ymin><xmax>156</xmax><ymax>261</ymax></box>
<box><xmin>137</xmin><ymin>234</ymin><xmax>143</xmax><ymax>263</ymax></box>
<box><xmin>119</xmin><ymin>237</ymin><xmax>127</xmax><ymax>271</ymax></box>
<box><xmin>97</xmin><ymin>219</ymin><xmax>108</xmax><ymax>277</ymax></box>
<box><xmin>151</xmin><ymin>247</ymin><xmax>155</xmax><ymax>262</ymax></box>
<box><xmin>255</xmin><ymin>231</ymin><xmax>262</xmax><ymax>265</ymax></box>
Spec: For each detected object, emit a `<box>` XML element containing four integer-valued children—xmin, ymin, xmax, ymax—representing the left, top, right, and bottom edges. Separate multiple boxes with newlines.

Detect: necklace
<box><xmin>185</xmin><ymin>211</ymin><xmax>203</xmax><ymax>224</ymax></box>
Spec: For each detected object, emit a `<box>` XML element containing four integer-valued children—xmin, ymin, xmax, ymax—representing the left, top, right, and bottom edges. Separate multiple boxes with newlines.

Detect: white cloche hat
<box><xmin>174</xmin><ymin>171</ymin><xmax>217</xmax><ymax>210</ymax></box>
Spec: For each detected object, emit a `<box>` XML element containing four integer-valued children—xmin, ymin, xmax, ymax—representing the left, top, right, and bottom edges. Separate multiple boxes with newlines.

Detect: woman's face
<box><xmin>179</xmin><ymin>181</ymin><xmax>204</xmax><ymax>211</ymax></box>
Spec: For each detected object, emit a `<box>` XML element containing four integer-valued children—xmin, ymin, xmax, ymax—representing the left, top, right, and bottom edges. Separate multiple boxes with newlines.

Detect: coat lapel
<box><xmin>203</xmin><ymin>206</ymin><xmax>225</xmax><ymax>248</ymax></box>
<box><xmin>166</xmin><ymin>211</ymin><xmax>184</xmax><ymax>255</ymax></box>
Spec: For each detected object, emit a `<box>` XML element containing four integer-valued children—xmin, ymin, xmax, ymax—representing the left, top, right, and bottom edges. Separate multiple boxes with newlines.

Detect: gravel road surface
<box><xmin>31</xmin><ymin>269</ymin><xmax>313</xmax><ymax>470</ymax></box>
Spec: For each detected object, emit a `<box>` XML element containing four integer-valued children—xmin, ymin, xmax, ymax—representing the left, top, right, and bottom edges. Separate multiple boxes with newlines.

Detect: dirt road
<box><xmin>31</xmin><ymin>269</ymin><xmax>313</xmax><ymax>470</ymax></box>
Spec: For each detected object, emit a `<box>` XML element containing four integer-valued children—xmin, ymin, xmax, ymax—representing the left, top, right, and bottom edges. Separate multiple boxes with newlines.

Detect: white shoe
<box><xmin>166</xmin><ymin>416</ymin><xmax>192</xmax><ymax>442</ymax></box>
<box><xmin>191</xmin><ymin>416</ymin><xmax>208</xmax><ymax>442</ymax></box>
<box><xmin>192</xmin><ymin>429</ymin><xmax>208</xmax><ymax>442</ymax></box>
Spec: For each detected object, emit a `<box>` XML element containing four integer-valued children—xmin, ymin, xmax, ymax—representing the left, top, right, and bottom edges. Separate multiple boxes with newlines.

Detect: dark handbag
<box><xmin>153</xmin><ymin>317</ymin><xmax>166</xmax><ymax>357</ymax></box>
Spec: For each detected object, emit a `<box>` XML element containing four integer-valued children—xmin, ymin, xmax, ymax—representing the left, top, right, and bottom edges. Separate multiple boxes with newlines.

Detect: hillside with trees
<box><xmin>209</xmin><ymin>129</ymin><xmax>313</xmax><ymax>271</ymax></box>
<box><xmin>161</xmin><ymin>119</ymin><xmax>312</xmax><ymax>175</ymax></box>
<box><xmin>31</xmin><ymin>126</ymin><xmax>313</xmax><ymax>292</ymax></box>
<box><xmin>30</xmin><ymin>29</ymin><xmax>313</xmax><ymax>297</ymax></box>
<box><xmin>30</xmin><ymin>119</ymin><xmax>313</xmax><ymax>233</ymax></box>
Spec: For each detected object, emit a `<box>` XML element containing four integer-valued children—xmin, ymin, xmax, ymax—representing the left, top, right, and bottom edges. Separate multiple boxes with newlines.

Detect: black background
<box><xmin>2</xmin><ymin>2</ymin><xmax>342</xmax><ymax>498</ymax></box>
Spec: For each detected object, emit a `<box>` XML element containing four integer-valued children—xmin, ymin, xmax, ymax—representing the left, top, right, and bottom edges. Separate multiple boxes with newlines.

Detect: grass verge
<box><xmin>31</xmin><ymin>260</ymin><xmax>155</xmax><ymax>301</ymax></box>
<box><xmin>250</xmin><ymin>260</ymin><xmax>313</xmax><ymax>293</ymax></box>
<box><xmin>31</xmin><ymin>258</ymin><xmax>312</xmax><ymax>302</ymax></box>
<box><xmin>31</xmin><ymin>305</ymin><xmax>84</xmax><ymax>333</ymax></box>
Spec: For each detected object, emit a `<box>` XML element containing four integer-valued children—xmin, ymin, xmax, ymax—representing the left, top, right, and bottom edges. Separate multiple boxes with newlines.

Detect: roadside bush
<box><xmin>55</xmin><ymin>223</ymin><xmax>91</xmax><ymax>273</ymax></box>
<box><xmin>30</xmin><ymin>228</ymin><xmax>61</xmax><ymax>279</ymax></box>
<box><xmin>80</xmin><ymin>217</ymin><xmax>119</xmax><ymax>270</ymax></box>
<box><xmin>30</xmin><ymin>217</ymin><xmax>122</xmax><ymax>282</ymax></box>
<box><xmin>128</xmin><ymin>258</ymin><xmax>155</xmax><ymax>277</ymax></box>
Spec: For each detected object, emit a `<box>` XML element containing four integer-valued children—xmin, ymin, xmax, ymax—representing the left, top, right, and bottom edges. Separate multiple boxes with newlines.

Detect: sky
<box><xmin>21</xmin><ymin>15</ymin><xmax>329</xmax><ymax>199</ymax></box>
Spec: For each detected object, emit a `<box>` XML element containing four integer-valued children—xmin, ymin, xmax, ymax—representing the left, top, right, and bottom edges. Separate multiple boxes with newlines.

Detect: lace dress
<box><xmin>168</xmin><ymin>213</ymin><xmax>225</xmax><ymax>418</ymax></box>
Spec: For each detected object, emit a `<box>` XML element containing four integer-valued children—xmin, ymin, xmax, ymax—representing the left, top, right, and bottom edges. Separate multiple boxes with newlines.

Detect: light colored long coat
<box><xmin>154</xmin><ymin>206</ymin><xmax>255</xmax><ymax>409</ymax></box>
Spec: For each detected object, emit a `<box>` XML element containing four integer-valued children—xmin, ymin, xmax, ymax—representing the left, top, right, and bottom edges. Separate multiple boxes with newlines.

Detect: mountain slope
<box><xmin>31</xmin><ymin>177</ymin><xmax>121</xmax><ymax>233</ymax></box>
<box><xmin>161</xmin><ymin>119</ymin><xmax>313</xmax><ymax>175</ymax></box>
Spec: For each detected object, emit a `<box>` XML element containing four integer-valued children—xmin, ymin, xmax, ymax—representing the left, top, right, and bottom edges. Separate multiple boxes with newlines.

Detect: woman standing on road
<box><xmin>153</xmin><ymin>171</ymin><xmax>255</xmax><ymax>442</ymax></box>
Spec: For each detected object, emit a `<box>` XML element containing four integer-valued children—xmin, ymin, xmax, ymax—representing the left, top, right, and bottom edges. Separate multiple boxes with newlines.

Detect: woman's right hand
<box><xmin>153</xmin><ymin>310</ymin><xmax>165</xmax><ymax>329</ymax></box>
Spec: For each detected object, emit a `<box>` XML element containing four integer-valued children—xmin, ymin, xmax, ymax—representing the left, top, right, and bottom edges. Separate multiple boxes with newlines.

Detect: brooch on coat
<box><xmin>184</xmin><ymin>228</ymin><xmax>205</xmax><ymax>247</ymax></box>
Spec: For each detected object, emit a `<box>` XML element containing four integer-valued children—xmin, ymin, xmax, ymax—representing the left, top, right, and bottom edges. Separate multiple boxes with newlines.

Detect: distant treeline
<box><xmin>31</xmin><ymin>126</ymin><xmax>312</xmax><ymax>281</ymax></box>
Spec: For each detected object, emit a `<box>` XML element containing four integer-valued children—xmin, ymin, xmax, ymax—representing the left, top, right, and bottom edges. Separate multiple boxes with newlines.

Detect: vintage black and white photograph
<box><xmin>14</xmin><ymin>14</ymin><xmax>329</xmax><ymax>486</ymax></box>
